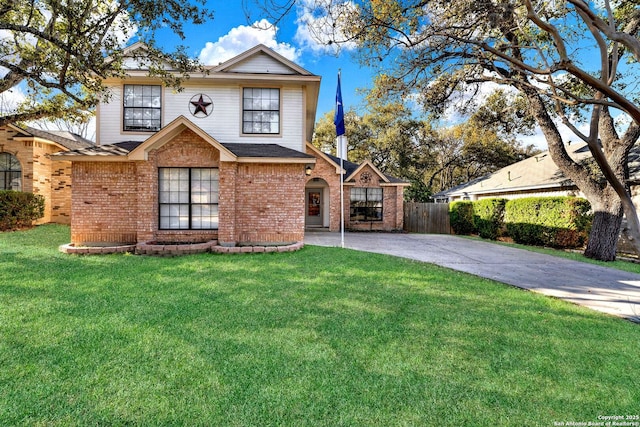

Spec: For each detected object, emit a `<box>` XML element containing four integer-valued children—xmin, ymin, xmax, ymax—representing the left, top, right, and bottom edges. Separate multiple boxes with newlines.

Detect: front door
<box><xmin>305</xmin><ymin>188</ymin><xmax>323</xmax><ymax>227</ymax></box>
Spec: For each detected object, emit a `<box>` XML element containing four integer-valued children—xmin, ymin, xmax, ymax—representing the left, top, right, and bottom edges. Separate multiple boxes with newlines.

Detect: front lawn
<box><xmin>1</xmin><ymin>225</ymin><xmax>638</xmax><ymax>426</ymax></box>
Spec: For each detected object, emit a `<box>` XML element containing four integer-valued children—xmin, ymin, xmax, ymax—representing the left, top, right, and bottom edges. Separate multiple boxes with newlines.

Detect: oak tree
<box><xmin>0</xmin><ymin>0</ymin><xmax>212</xmax><ymax>127</ymax></box>
<box><xmin>274</xmin><ymin>0</ymin><xmax>640</xmax><ymax>260</ymax></box>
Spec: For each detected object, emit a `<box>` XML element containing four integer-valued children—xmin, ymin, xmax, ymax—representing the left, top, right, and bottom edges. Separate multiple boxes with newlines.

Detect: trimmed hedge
<box><xmin>473</xmin><ymin>198</ymin><xmax>507</xmax><ymax>240</ymax></box>
<box><xmin>447</xmin><ymin>196</ymin><xmax>592</xmax><ymax>248</ymax></box>
<box><xmin>0</xmin><ymin>191</ymin><xmax>45</xmax><ymax>231</ymax></box>
<box><xmin>504</xmin><ymin>197</ymin><xmax>591</xmax><ymax>248</ymax></box>
<box><xmin>449</xmin><ymin>201</ymin><xmax>475</xmax><ymax>235</ymax></box>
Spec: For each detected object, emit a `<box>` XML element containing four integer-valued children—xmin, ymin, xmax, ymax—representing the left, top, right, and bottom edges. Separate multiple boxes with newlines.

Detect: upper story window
<box><xmin>0</xmin><ymin>152</ymin><xmax>21</xmax><ymax>191</ymax></box>
<box><xmin>242</xmin><ymin>88</ymin><xmax>280</xmax><ymax>134</ymax></box>
<box><xmin>123</xmin><ymin>84</ymin><xmax>161</xmax><ymax>132</ymax></box>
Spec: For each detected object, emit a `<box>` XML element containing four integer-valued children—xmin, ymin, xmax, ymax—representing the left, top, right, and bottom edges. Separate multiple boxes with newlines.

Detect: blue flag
<box><xmin>334</xmin><ymin>73</ymin><xmax>345</xmax><ymax>137</ymax></box>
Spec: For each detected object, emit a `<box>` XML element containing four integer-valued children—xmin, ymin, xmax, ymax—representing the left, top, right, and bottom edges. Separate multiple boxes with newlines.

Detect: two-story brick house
<box><xmin>57</xmin><ymin>44</ymin><xmax>407</xmax><ymax>251</ymax></box>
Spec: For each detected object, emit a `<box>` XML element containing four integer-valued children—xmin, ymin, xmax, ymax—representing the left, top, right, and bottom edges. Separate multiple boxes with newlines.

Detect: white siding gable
<box><xmin>223</xmin><ymin>52</ymin><xmax>298</xmax><ymax>74</ymax></box>
<box><xmin>121</xmin><ymin>57</ymin><xmax>174</xmax><ymax>70</ymax></box>
<box><xmin>98</xmin><ymin>83</ymin><xmax>306</xmax><ymax>152</ymax></box>
<box><xmin>96</xmin><ymin>44</ymin><xmax>320</xmax><ymax>150</ymax></box>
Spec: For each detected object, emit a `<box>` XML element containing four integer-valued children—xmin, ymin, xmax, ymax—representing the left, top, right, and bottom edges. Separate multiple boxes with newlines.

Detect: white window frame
<box><xmin>242</xmin><ymin>87</ymin><xmax>280</xmax><ymax>134</ymax></box>
<box><xmin>123</xmin><ymin>84</ymin><xmax>162</xmax><ymax>132</ymax></box>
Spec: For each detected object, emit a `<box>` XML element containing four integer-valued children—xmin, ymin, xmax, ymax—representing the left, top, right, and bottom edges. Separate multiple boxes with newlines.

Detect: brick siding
<box><xmin>233</xmin><ymin>163</ymin><xmax>306</xmax><ymax>245</ymax></box>
<box><xmin>304</xmin><ymin>149</ymin><xmax>342</xmax><ymax>231</ymax></box>
<box><xmin>71</xmin><ymin>161</ymin><xmax>139</xmax><ymax>245</ymax></box>
<box><xmin>0</xmin><ymin>127</ymin><xmax>74</xmax><ymax>225</ymax></box>
<box><xmin>346</xmin><ymin>165</ymin><xmax>404</xmax><ymax>231</ymax></box>
<box><xmin>69</xmin><ymin>128</ymin><xmax>306</xmax><ymax>246</ymax></box>
<box><xmin>50</xmin><ymin>159</ymin><xmax>73</xmax><ymax>224</ymax></box>
<box><xmin>305</xmin><ymin>148</ymin><xmax>405</xmax><ymax>232</ymax></box>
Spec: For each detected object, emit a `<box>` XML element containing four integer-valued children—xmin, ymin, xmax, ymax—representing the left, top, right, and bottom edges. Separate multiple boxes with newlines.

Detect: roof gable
<box><xmin>306</xmin><ymin>143</ymin><xmax>409</xmax><ymax>185</ymax></box>
<box><xmin>118</xmin><ymin>42</ymin><xmax>176</xmax><ymax>71</ymax></box>
<box><xmin>306</xmin><ymin>142</ymin><xmax>344</xmax><ymax>174</ymax></box>
<box><xmin>212</xmin><ymin>44</ymin><xmax>311</xmax><ymax>76</ymax></box>
<box><xmin>128</xmin><ymin>116</ymin><xmax>236</xmax><ymax>161</ymax></box>
<box><xmin>346</xmin><ymin>160</ymin><xmax>390</xmax><ymax>184</ymax></box>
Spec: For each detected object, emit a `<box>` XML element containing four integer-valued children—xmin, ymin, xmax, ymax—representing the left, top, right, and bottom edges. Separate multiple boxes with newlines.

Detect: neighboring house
<box><xmin>56</xmin><ymin>44</ymin><xmax>407</xmax><ymax>249</ymax></box>
<box><xmin>433</xmin><ymin>142</ymin><xmax>590</xmax><ymax>203</ymax></box>
<box><xmin>0</xmin><ymin>124</ymin><xmax>93</xmax><ymax>224</ymax></box>
<box><xmin>433</xmin><ymin>141</ymin><xmax>640</xmax><ymax>252</ymax></box>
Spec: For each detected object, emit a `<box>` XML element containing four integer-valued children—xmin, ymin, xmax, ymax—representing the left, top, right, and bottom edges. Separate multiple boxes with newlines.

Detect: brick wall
<box><xmin>304</xmin><ymin>148</ymin><xmax>343</xmax><ymax>231</ymax></box>
<box><xmin>70</xmin><ymin>128</ymin><xmax>307</xmax><ymax>246</ymax></box>
<box><xmin>71</xmin><ymin>161</ymin><xmax>139</xmax><ymax>245</ymax></box>
<box><xmin>0</xmin><ymin>127</ymin><xmax>34</xmax><ymax>194</ymax></box>
<box><xmin>32</xmin><ymin>141</ymin><xmax>52</xmax><ymax>223</ymax></box>
<box><xmin>344</xmin><ymin>164</ymin><xmax>404</xmax><ymax>232</ymax></box>
<box><xmin>148</xmin><ymin>129</ymin><xmax>220</xmax><ymax>244</ymax></box>
<box><xmin>305</xmin><ymin>149</ymin><xmax>406</xmax><ymax>232</ymax></box>
<box><xmin>218</xmin><ymin>161</ymin><xmax>237</xmax><ymax>245</ymax></box>
<box><xmin>0</xmin><ymin>128</ymin><xmax>74</xmax><ymax>225</ymax></box>
<box><xmin>33</xmin><ymin>143</ymin><xmax>74</xmax><ymax>225</ymax></box>
<box><xmin>50</xmin><ymin>159</ymin><xmax>73</xmax><ymax>224</ymax></box>
<box><xmin>234</xmin><ymin>163</ymin><xmax>306</xmax><ymax>245</ymax></box>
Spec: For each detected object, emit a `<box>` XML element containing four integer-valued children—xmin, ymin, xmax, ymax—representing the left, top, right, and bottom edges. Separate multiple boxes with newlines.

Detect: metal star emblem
<box><xmin>190</xmin><ymin>94</ymin><xmax>212</xmax><ymax>116</ymax></box>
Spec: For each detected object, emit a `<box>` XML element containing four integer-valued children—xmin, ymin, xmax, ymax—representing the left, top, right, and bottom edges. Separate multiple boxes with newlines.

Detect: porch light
<box><xmin>305</xmin><ymin>165</ymin><xmax>313</xmax><ymax>176</ymax></box>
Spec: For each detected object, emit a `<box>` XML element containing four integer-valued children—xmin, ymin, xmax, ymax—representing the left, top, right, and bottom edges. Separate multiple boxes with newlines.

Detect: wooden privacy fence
<box><xmin>403</xmin><ymin>202</ymin><xmax>451</xmax><ymax>234</ymax></box>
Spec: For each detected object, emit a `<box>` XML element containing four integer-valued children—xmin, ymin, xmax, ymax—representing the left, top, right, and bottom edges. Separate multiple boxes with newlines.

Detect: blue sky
<box><xmin>11</xmin><ymin>0</ymin><xmax>590</xmax><ymax>148</ymax></box>
<box><xmin>149</xmin><ymin>2</ymin><xmax>369</xmax><ymax>122</ymax></box>
<box><xmin>144</xmin><ymin>3</ymin><xmax>558</xmax><ymax>149</ymax></box>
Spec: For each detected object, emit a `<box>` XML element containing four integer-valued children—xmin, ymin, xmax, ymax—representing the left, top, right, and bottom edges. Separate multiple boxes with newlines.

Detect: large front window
<box><xmin>242</xmin><ymin>88</ymin><xmax>280</xmax><ymax>134</ymax></box>
<box><xmin>0</xmin><ymin>152</ymin><xmax>21</xmax><ymax>191</ymax></box>
<box><xmin>123</xmin><ymin>84</ymin><xmax>161</xmax><ymax>131</ymax></box>
<box><xmin>159</xmin><ymin>168</ymin><xmax>219</xmax><ymax>230</ymax></box>
<box><xmin>350</xmin><ymin>187</ymin><xmax>383</xmax><ymax>221</ymax></box>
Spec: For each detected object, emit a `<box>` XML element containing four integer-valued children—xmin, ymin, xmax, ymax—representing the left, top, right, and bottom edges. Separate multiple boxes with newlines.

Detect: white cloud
<box><xmin>0</xmin><ymin>86</ymin><xmax>25</xmax><ymax>114</ymax></box>
<box><xmin>438</xmin><ymin>79</ymin><xmax>511</xmax><ymax>124</ymax></box>
<box><xmin>198</xmin><ymin>19</ymin><xmax>300</xmax><ymax>65</ymax></box>
<box><xmin>517</xmin><ymin>124</ymin><xmax>563</xmax><ymax>150</ymax></box>
<box><xmin>294</xmin><ymin>0</ymin><xmax>358</xmax><ymax>54</ymax></box>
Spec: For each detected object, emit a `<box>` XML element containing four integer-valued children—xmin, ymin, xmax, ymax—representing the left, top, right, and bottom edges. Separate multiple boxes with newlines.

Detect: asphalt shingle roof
<box><xmin>22</xmin><ymin>126</ymin><xmax>94</xmax><ymax>150</ymax></box>
<box><xmin>434</xmin><ymin>141</ymin><xmax>599</xmax><ymax>198</ymax></box>
<box><xmin>324</xmin><ymin>152</ymin><xmax>408</xmax><ymax>184</ymax></box>
<box><xmin>56</xmin><ymin>141</ymin><xmax>316</xmax><ymax>160</ymax></box>
<box><xmin>56</xmin><ymin>138</ymin><xmax>407</xmax><ymax>186</ymax></box>
<box><xmin>55</xmin><ymin>141</ymin><xmax>138</xmax><ymax>156</ymax></box>
<box><xmin>222</xmin><ymin>143</ymin><xmax>314</xmax><ymax>159</ymax></box>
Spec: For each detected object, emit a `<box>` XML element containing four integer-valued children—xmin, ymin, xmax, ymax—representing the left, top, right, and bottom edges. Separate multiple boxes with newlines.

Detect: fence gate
<box><xmin>403</xmin><ymin>202</ymin><xmax>451</xmax><ymax>234</ymax></box>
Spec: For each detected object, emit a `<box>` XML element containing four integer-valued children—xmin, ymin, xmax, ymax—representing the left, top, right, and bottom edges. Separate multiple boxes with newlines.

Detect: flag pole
<box><xmin>336</xmin><ymin>70</ymin><xmax>345</xmax><ymax>248</ymax></box>
<box><xmin>340</xmin><ymin>136</ymin><xmax>345</xmax><ymax>249</ymax></box>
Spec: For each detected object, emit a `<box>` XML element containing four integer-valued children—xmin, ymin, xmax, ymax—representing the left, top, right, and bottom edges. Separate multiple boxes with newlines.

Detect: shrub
<box><xmin>0</xmin><ymin>191</ymin><xmax>45</xmax><ymax>231</ymax></box>
<box><xmin>449</xmin><ymin>201</ymin><xmax>475</xmax><ymax>235</ymax></box>
<box><xmin>473</xmin><ymin>198</ymin><xmax>507</xmax><ymax>240</ymax></box>
<box><xmin>504</xmin><ymin>197</ymin><xmax>591</xmax><ymax>248</ymax></box>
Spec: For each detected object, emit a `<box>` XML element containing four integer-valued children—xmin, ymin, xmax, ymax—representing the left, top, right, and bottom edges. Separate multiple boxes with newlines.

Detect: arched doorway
<box><xmin>0</xmin><ymin>152</ymin><xmax>21</xmax><ymax>191</ymax></box>
<box><xmin>305</xmin><ymin>178</ymin><xmax>329</xmax><ymax>228</ymax></box>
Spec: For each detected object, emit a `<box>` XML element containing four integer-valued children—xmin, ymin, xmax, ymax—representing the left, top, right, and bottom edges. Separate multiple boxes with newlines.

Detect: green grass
<box><xmin>1</xmin><ymin>225</ymin><xmax>639</xmax><ymax>426</ymax></box>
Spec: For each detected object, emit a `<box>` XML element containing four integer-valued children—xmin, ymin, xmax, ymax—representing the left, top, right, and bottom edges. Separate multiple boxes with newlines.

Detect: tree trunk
<box><xmin>523</xmin><ymin>87</ymin><xmax>631</xmax><ymax>261</ymax></box>
<box><xmin>584</xmin><ymin>200</ymin><xmax>623</xmax><ymax>261</ymax></box>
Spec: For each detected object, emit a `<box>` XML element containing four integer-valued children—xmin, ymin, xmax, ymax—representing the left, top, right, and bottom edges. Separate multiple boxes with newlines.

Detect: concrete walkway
<box><xmin>304</xmin><ymin>231</ymin><xmax>640</xmax><ymax>322</ymax></box>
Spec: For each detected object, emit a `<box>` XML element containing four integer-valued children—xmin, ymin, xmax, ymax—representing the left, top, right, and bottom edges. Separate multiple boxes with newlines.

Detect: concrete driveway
<box><xmin>304</xmin><ymin>231</ymin><xmax>640</xmax><ymax>322</ymax></box>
